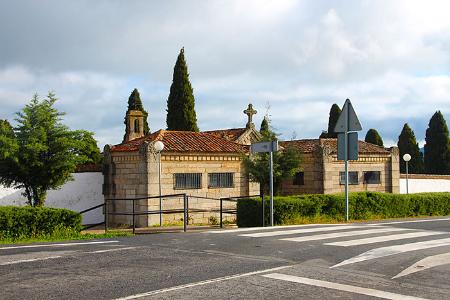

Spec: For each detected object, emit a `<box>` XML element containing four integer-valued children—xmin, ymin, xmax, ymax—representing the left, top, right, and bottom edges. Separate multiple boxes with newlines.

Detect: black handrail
<box><xmin>79</xmin><ymin>203</ymin><xmax>106</xmax><ymax>230</ymax></box>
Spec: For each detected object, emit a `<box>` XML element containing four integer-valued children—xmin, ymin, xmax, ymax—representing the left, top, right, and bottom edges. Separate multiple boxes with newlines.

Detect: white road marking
<box><xmin>280</xmin><ymin>227</ymin><xmax>410</xmax><ymax>242</ymax></box>
<box><xmin>87</xmin><ymin>247</ymin><xmax>138</xmax><ymax>254</ymax></box>
<box><xmin>0</xmin><ymin>240</ymin><xmax>119</xmax><ymax>251</ymax></box>
<box><xmin>240</xmin><ymin>225</ymin><xmax>370</xmax><ymax>238</ymax></box>
<box><xmin>393</xmin><ymin>252</ymin><xmax>450</xmax><ymax>279</ymax></box>
<box><xmin>325</xmin><ymin>231</ymin><xmax>448</xmax><ymax>247</ymax></box>
<box><xmin>114</xmin><ymin>265</ymin><xmax>293</xmax><ymax>299</ymax></box>
<box><xmin>371</xmin><ymin>218</ymin><xmax>450</xmax><ymax>226</ymax></box>
<box><xmin>262</xmin><ymin>273</ymin><xmax>428</xmax><ymax>300</ymax></box>
<box><xmin>332</xmin><ymin>237</ymin><xmax>450</xmax><ymax>268</ymax></box>
<box><xmin>207</xmin><ymin>223</ymin><xmax>349</xmax><ymax>234</ymax></box>
<box><xmin>0</xmin><ymin>255</ymin><xmax>62</xmax><ymax>266</ymax></box>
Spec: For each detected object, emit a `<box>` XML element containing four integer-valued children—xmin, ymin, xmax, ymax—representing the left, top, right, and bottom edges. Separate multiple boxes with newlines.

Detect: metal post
<box><xmin>104</xmin><ymin>199</ymin><xmax>108</xmax><ymax>233</ymax></box>
<box><xmin>220</xmin><ymin>198</ymin><xmax>223</xmax><ymax>228</ymax></box>
<box><xmin>132</xmin><ymin>199</ymin><xmax>135</xmax><ymax>234</ymax></box>
<box><xmin>158</xmin><ymin>151</ymin><xmax>162</xmax><ymax>226</ymax></box>
<box><xmin>269</xmin><ymin>151</ymin><xmax>274</xmax><ymax>226</ymax></box>
<box><xmin>183</xmin><ymin>194</ymin><xmax>187</xmax><ymax>232</ymax></box>
<box><xmin>344</xmin><ymin>131</ymin><xmax>349</xmax><ymax>222</ymax></box>
<box><xmin>261</xmin><ymin>193</ymin><xmax>265</xmax><ymax>227</ymax></box>
<box><xmin>406</xmin><ymin>161</ymin><xmax>409</xmax><ymax>195</ymax></box>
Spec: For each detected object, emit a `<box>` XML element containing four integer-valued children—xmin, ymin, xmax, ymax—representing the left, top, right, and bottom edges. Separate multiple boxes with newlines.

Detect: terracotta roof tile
<box><xmin>202</xmin><ymin>128</ymin><xmax>247</xmax><ymax>141</ymax></box>
<box><xmin>280</xmin><ymin>138</ymin><xmax>390</xmax><ymax>154</ymax></box>
<box><xmin>110</xmin><ymin>130</ymin><xmax>248</xmax><ymax>153</ymax></box>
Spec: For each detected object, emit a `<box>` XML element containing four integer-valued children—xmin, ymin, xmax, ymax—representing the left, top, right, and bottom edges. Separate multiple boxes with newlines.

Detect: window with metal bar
<box><xmin>363</xmin><ymin>171</ymin><xmax>381</xmax><ymax>184</ymax></box>
<box><xmin>208</xmin><ymin>173</ymin><xmax>234</xmax><ymax>188</ymax></box>
<box><xmin>339</xmin><ymin>171</ymin><xmax>359</xmax><ymax>185</ymax></box>
<box><xmin>174</xmin><ymin>173</ymin><xmax>202</xmax><ymax>189</ymax></box>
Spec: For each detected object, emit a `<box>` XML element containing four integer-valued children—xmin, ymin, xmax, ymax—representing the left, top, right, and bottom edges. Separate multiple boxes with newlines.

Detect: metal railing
<box><xmin>79</xmin><ymin>203</ymin><xmax>105</xmax><ymax>230</ymax></box>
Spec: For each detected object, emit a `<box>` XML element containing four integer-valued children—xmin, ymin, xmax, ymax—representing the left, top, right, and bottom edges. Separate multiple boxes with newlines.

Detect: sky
<box><xmin>0</xmin><ymin>0</ymin><xmax>449</xmax><ymax>149</ymax></box>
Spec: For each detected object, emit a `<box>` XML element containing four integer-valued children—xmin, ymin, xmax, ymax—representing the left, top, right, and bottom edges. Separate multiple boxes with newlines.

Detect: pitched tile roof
<box><xmin>280</xmin><ymin>138</ymin><xmax>390</xmax><ymax>154</ymax></box>
<box><xmin>202</xmin><ymin>128</ymin><xmax>247</xmax><ymax>141</ymax></box>
<box><xmin>110</xmin><ymin>130</ymin><xmax>249</xmax><ymax>153</ymax></box>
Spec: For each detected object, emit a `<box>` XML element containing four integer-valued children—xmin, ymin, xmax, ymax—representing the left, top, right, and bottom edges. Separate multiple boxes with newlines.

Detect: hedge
<box><xmin>237</xmin><ymin>192</ymin><xmax>450</xmax><ymax>227</ymax></box>
<box><xmin>0</xmin><ymin>206</ymin><xmax>82</xmax><ymax>239</ymax></box>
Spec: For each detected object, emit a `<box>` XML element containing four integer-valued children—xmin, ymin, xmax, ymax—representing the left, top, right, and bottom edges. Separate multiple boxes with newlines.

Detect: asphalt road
<box><xmin>2</xmin><ymin>217</ymin><xmax>450</xmax><ymax>299</ymax></box>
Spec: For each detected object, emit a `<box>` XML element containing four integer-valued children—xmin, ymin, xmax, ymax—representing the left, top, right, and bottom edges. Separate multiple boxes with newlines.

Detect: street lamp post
<box><xmin>154</xmin><ymin>141</ymin><xmax>164</xmax><ymax>226</ymax></box>
<box><xmin>403</xmin><ymin>153</ymin><xmax>411</xmax><ymax>195</ymax></box>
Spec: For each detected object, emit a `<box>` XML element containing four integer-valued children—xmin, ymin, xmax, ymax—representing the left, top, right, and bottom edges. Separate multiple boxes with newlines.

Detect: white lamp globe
<box><xmin>403</xmin><ymin>153</ymin><xmax>411</xmax><ymax>162</ymax></box>
<box><xmin>154</xmin><ymin>141</ymin><xmax>164</xmax><ymax>152</ymax></box>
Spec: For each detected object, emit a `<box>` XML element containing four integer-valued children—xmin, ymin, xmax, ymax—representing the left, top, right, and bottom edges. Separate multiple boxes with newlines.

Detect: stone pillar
<box><xmin>389</xmin><ymin>147</ymin><xmax>400</xmax><ymax>193</ymax></box>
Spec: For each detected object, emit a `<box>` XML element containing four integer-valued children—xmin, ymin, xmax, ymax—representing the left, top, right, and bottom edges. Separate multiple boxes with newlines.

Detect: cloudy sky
<box><xmin>1</xmin><ymin>0</ymin><xmax>449</xmax><ymax>148</ymax></box>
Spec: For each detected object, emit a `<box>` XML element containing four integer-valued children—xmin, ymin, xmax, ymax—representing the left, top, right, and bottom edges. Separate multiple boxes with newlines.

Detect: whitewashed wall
<box><xmin>400</xmin><ymin>175</ymin><xmax>450</xmax><ymax>194</ymax></box>
<box><xmin>0</xmin><ymin>173</ymin><xmax>104</xmax><ymax>225</ymax></box>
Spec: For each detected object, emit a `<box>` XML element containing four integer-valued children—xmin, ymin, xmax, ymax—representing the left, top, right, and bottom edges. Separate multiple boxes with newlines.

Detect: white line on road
<box><xmin>207</xmin><ymin>223</ymin><xmax>349</xmax><ymax>234</ymax></box>
<box><xmin>239</xmin><ymin>225</ymin><xmax>370</xmax><ymax>238</ymax></box>
<box><xmin>280</xmin><ymin>227</ymin><xmax>410</xmax><ymax>242</ymax></box>
<box><xmin>371</xmin><ymin>218</ymin><xmax>450</xmax><ymax>226</ymax></box>
<box><xmin>262</xmin><ymin>273</ymin><xmax>428</xmax><ymax>300</ymax></box>
<box><xmin>0</xmin><ymin>255</ymin><xmax>62</xmax><ymax>266</ymax></box>
<box><xmin>0</xmin><ymin>240</ymin><xmax>119</xmax><ymax>251</ymax></box>
<box><xmin>87</xmin><ymin>247</ymin><xmax>138</xmax><ymax>254</ymax></box>
<box><xmin>332</xmin><ymin>237</ymin><xmax>450</xmax><ymax>268</ymax></box>
<box><xmin>325</xmin><ymin>231</ymin><xmax>448</xmax><ymax>247</ymax></box>
<box><xmin>114</xmin><ymin>265</ymin><xmax>293</xmax><ymax>299</ymax></box>
<box><xmin>393</xmin><ymin>252</ymin><xmax>450</xmax><ymax>279</ymax></box>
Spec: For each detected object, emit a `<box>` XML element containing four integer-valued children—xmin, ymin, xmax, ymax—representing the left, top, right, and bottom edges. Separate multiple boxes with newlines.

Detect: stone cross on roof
<box><xmin>244</xmin><ymin>103</ymin><xmax>257</xmax><ymax>129</ymax></box>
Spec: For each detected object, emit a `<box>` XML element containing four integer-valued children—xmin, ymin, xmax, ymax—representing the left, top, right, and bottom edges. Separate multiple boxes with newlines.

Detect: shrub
<box><xmin>237</xmin><ymin>192</ymin><xmax>450</xmax><ymax>227</ymax></box>
<box><xmin>0</xmin><ymin>206</ymin><xmax>82</xmax><ymax>239</ymax></box>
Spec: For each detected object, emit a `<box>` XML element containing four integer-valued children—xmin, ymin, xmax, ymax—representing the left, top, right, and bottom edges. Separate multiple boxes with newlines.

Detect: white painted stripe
<box><xmin>240</xmin><ymin>225</ymin><xmax>370</xmax><ymax>238</ymax></box>
<box><xmin>0</xmin><ymin>240</ymin><xmax>119</xmax><ymax>251</ymax></box>
<box><xmin>87</xmin><ymin>247</ymin><xmax>138</xmax><ymax>254</ymax></box>
<box><xmin>371</xmin><ymin>218</ymin><xmax>450</xmax><ymax>226</ymax></box>
<box><xmin>262</xmin><ymin>273</ymin><xmax>428</xmax><ymax>300</ymax></box>
<box><xmin>114</xmin><ymin>265</ymin><xmax>292</xmax><ymax>300</ymax></box>
<box><xmin>207</xmin><ymin>223</ymin><xmax>349</xmax><ymax>234</ymax></box>
<box><xmin>325</xmin><ymin>231</ymin><xmax>448</xmax><ymax>247</ymax></box>
<box><xmin>0</xmin><ymin>255</ymin><xmax>62</xmax><ymax>266</ymax></box>
<box><xmin>393</xmin><ymin>252</ymin><xmax>450</xmax><ymax>279</ymax></box>
<box><xmin>280</xmin><ymin>227</ymin><xmax>409</xmax><ymax>242</ymax></box>
<box><xmin>332</xmin><ymin>237</ymin><xmax>450</xmax><ymax>268</ymax></box>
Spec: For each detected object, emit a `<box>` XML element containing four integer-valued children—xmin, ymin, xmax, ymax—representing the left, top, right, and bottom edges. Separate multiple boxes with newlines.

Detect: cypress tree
<box><xmin>125</xmin><ymin>88</ymin><xmax>150</xmax><ymax>135</ymax></box>
<box><xmin>260</xmin><ymin>117</ymin><xmax>269</xmax><ymax>134</ymax></box>
<box><xmin>424</xmin><ymin>111</ymin><xmax>449</xmax><ymax>174</ymax></box>
<box><xmin>365</xmin><ymin>129</ymin><xmax>384</xmax><ymax>147</ymax></box>
<box><xmin>166</xmin><ymin>48</ymin><xmax>199</xmax><ymax>132</ymax></box>
<box><xmin>320</xmin><ymin>104</ymin><xmax>341</xmax><ymax>138</ymax></box>
<box><xmin>397</xmin><ymin>123</ymin><xmax>424</xmax><ymax>174</ymax></box>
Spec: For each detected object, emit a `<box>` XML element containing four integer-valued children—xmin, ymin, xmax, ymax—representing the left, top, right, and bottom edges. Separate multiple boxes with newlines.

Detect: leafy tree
<box><xmin>320</xmin><ymin>103</ymin><xmax>341</xmax><ymax>138</ymax></box>
<box><xmin>424</xmin><ymin>111</ymin><xmax>450</xmax><ymax>174</ymax></box>
<box><xmin>0</xmin><ymin>93</ymin><xmax>92</xmax><ymax>207</ymax></box>
<box><xmin>125</xmin><ymin>88</ymin><xmax>150</xmax><ymax>135</ymax></box>
<box><xmin>71</xmin><ymin>130</ymin><xmax>103</xmax><ymax>164</ymax></box>
<box><xmin>166</xmin><ymin>48</ymin><xmax>199</xmax><ymax>132</ymax></box>
<box><xmin>244</xmin><ymin>119</ymin><xmax>301</xmax><ymax>195</ymax></box>
<box><xmin>397</xmin><ymin>123</ymin><xmax>424</xmax><ymax>174</ymax></box>
<box><xmin>365</xmin><ymin>129</ymin><xmax>384</xmax><ymax>146</ymax></box>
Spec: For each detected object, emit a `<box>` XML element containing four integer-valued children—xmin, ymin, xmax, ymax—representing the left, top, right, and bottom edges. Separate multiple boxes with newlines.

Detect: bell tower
<box><xmin>123</xmin><ymin>88</ymin><xmax>147</xmax><ymax>143</ymax></box>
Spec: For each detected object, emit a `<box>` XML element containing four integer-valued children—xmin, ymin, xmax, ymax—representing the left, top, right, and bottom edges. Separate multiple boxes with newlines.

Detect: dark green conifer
<box><xmin>125</xmin><ymin>88</ymin><xmax>150</xmax><ymax>135</ymax></box>
<box><xmin>166</xmin><ymin>48</ymin><xmax>199</xmax><ymax>132</ymax></box>
<box><xmin>320</xmin><ymin>104</ymin><xmax>341</xmax><ymax>138</ymax></box>
<box><xmin>260</xmin><ymin>117</ymin><xmax>269</xmax><ymax>134</ymax></box>
<box><xmin>397</xmin><ymin>123</ymin><xmax>424</xmax><ymax>174</ymax></box>
<box><xmin>424</xmin><ymin>111</ymin><xmax>450</xmax><ymax>174</ymax></box>
<box><xmin>365</xmin><ymin>129</ymin><xmax>384</xmax><ymax>147</ymax></box>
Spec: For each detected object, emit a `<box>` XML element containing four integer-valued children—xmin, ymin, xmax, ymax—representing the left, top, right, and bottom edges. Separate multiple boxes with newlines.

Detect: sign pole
<box><xmin>344</xmin><ymin>131</ymin><xmax>349</xmax><ymax>222</ymax></box>
<box><xmin>269</xmin><ymin>151</ymin><xmax>274</xmax><ymax>226</ymax></box>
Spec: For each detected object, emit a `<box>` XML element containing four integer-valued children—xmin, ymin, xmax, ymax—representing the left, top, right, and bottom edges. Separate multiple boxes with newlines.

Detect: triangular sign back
<box><xmin>334</xmin><ymin>99</ymin><xmax>362</xmax><ymax>132</ymax></box>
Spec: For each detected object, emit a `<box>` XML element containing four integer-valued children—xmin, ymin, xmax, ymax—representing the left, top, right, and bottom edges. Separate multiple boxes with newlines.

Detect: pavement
<box><xmin>2</xmin><ymin>217</ymin><xmax>450</xmax><ymax>299</ymax></box>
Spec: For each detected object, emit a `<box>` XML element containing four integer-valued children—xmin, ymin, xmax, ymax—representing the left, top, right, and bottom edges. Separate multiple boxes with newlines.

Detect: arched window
<box><xmin>134</xmin><ymin>119</ymin><xmax>140</xmax><ymax>133</ymax></box>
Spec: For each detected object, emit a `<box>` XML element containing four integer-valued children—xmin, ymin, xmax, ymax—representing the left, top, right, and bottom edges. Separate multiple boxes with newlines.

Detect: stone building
<box><xmin>279</xmin><ymin>139</ymin><xmax>400</xmax><ymax>195</ymax></box>
<box><xmin>103</xmin><ymin>103</ymin><xmax>261</xmax><ymax>226</ymax></box>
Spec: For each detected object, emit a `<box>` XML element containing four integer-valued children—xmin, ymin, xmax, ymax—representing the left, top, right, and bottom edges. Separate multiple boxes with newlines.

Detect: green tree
<box><xmin>125</xmin><ymin>88</ymin><xmax>150</xmax><ymax>135</ymax></box>
<box><xmin>0</xmin><ymin>93</ymin><xmax>92</xmax><ymax>207</ymax></box>
<box><xmin>244</xmin><ymin>120</ymin><xmax>301</xmax><ymax>195</ymax></box>
<box><xmin>166</xmin><ymin>48</ymin><xmax>199</xmax><ymax>132</ymax></box>
<box><xmin>320</xmin><ymin>103</ymin><xmax>341</xmax><ymax>138</ymax></box>
<box><xmin>364</xmin><ymin>128</ymin><xmax>384</xmax><ymax>146</ymax></box>
<box><xmin>71</xmin><ymin>130</ymin><xmax>103</xmax><ymax>164</ymax></box>
<box><xmin>397</xmin><ymin>123</ymin><xmax>424</xmax><ymax>174</ymax></box>
<box><xmin>424</xmin><ymin>111</ymin><xmax>450</xmax><ymax>174</ymax></box>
